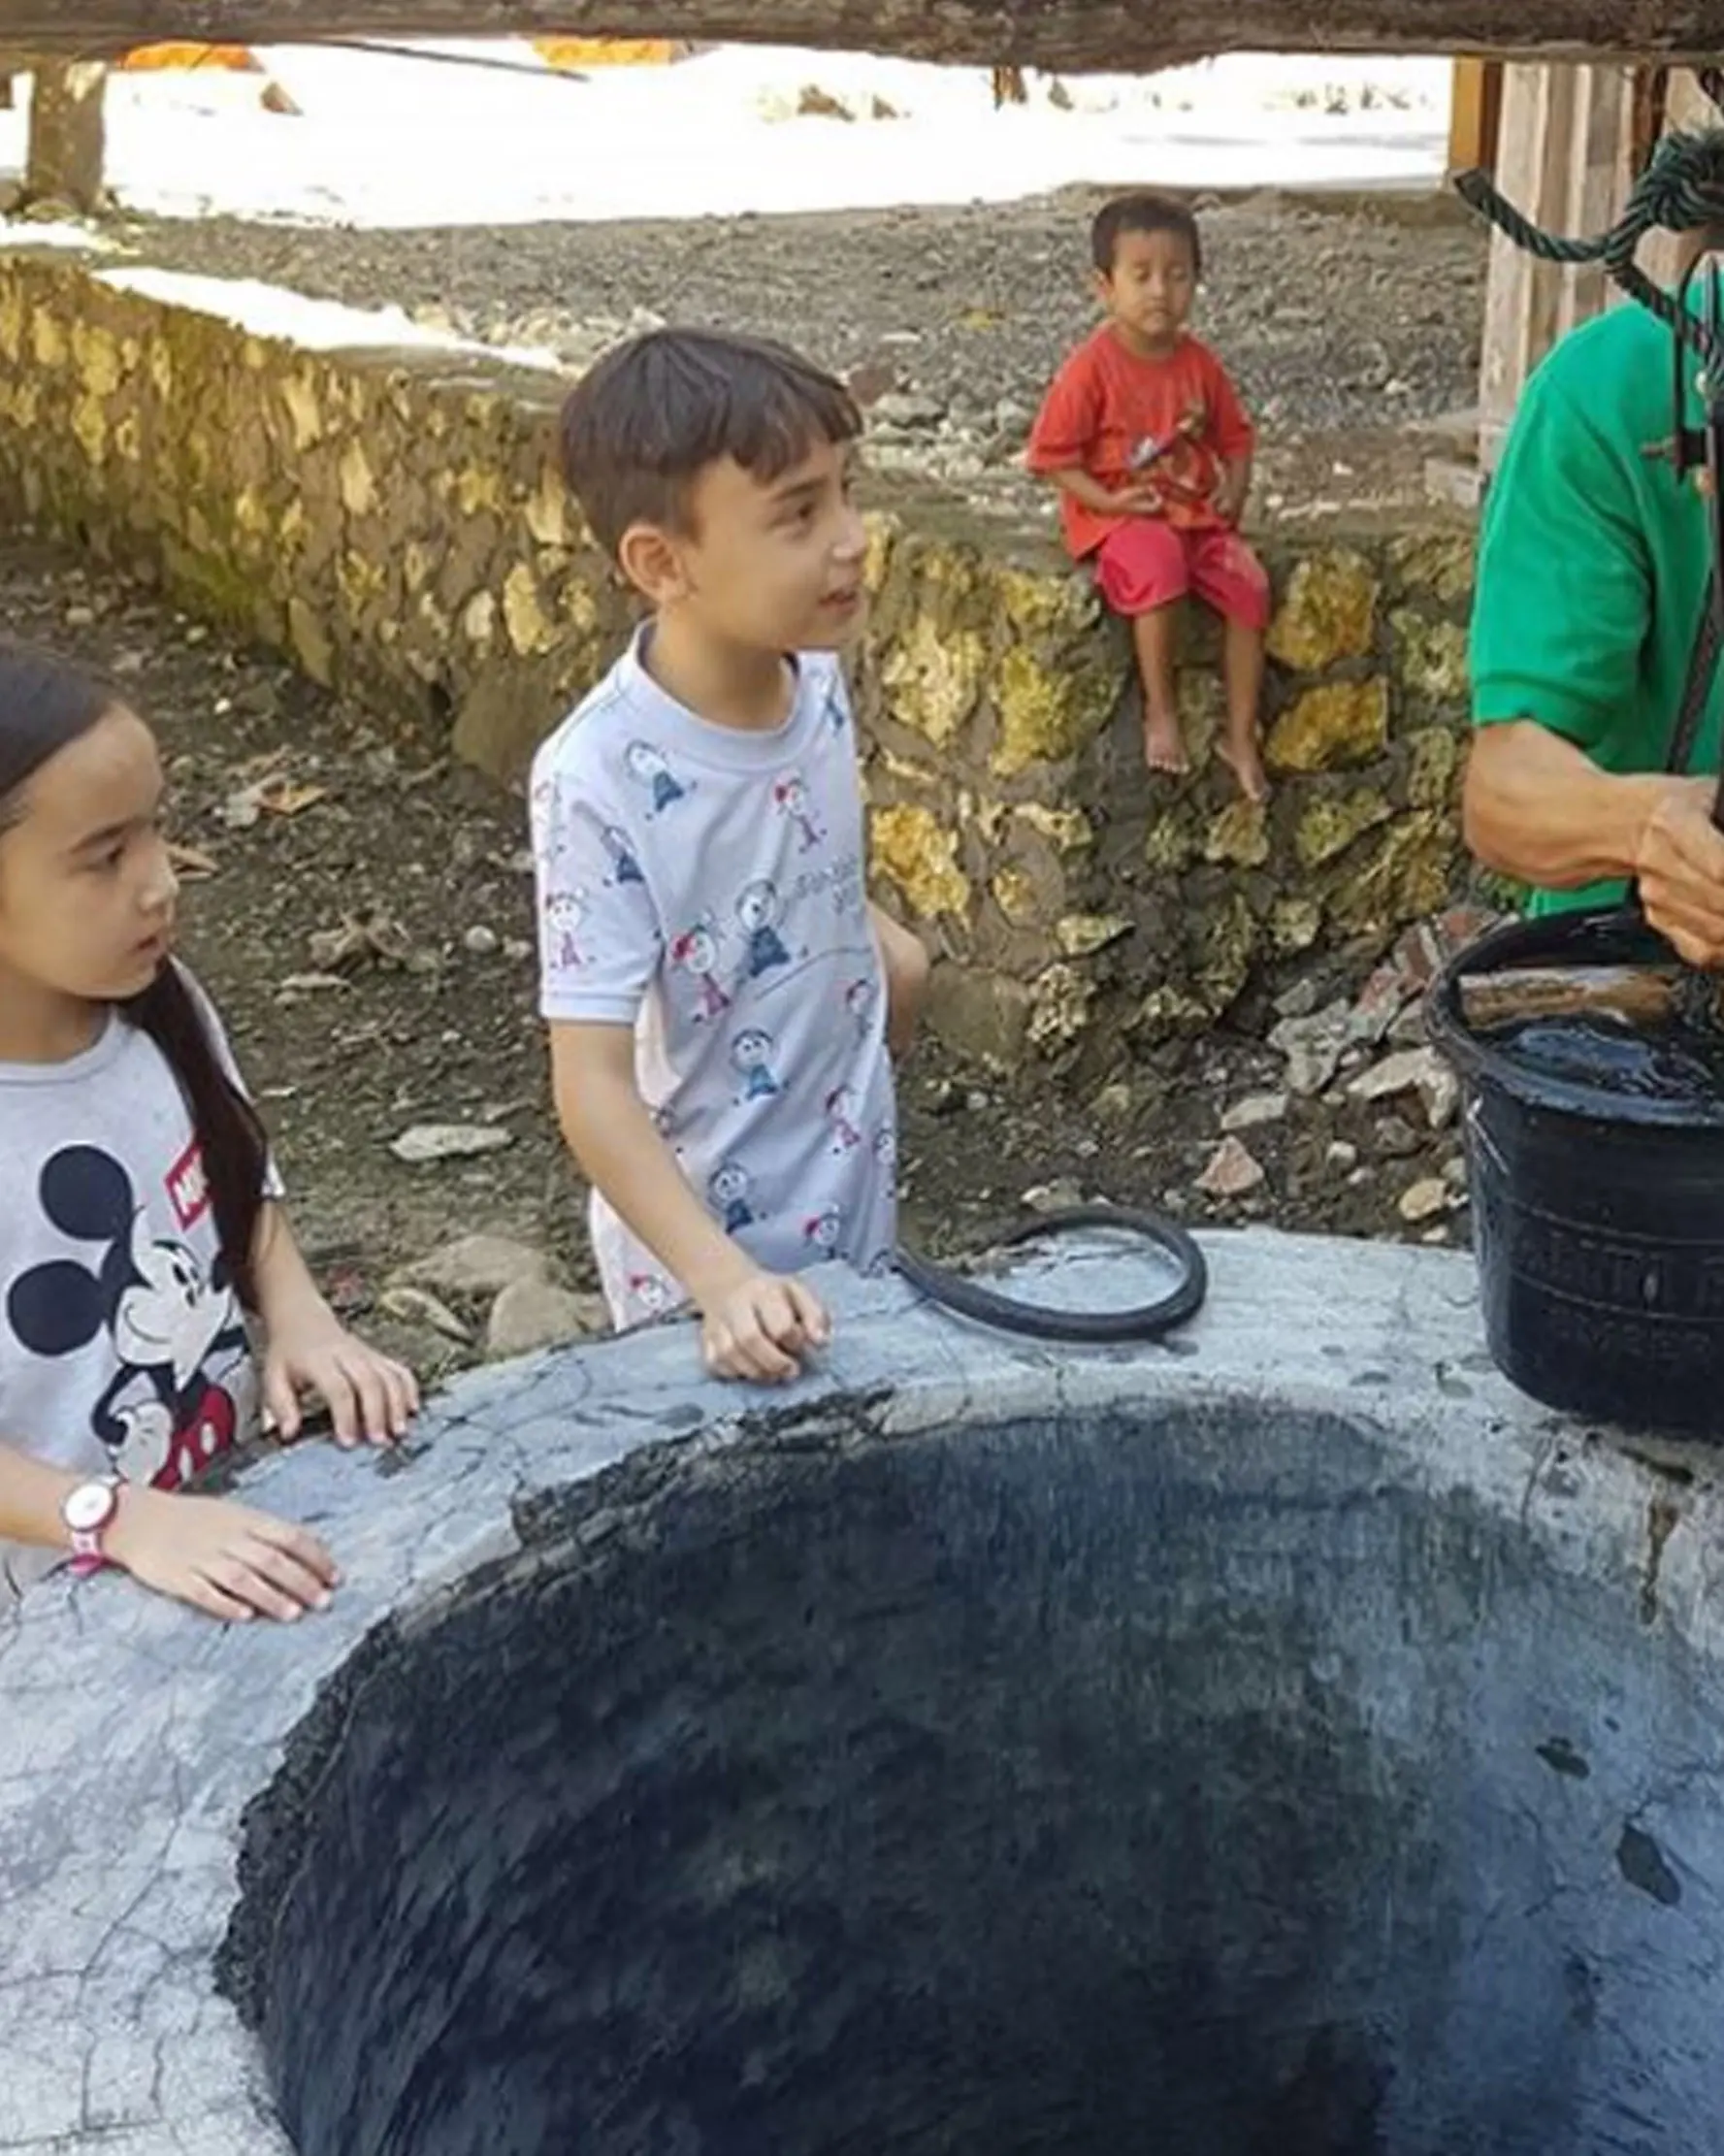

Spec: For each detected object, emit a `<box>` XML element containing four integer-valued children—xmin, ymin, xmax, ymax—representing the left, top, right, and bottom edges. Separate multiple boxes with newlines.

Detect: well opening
<box><xmin>233</xmin><ymin>1399</ymin><xmax>1723</xmax><ymax>2156</ymax></box>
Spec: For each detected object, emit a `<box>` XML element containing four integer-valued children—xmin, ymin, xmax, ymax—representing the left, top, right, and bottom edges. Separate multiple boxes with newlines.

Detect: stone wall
<box><xmin>0</xmin><ymin>241</ymin><xmax>1478</xmax><ymax>1067</ymax></box>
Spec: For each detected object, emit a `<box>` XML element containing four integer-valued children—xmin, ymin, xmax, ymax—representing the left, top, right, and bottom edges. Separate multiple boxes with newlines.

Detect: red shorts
<box><xmin>1094</xmin><ymin>519</ymin><xmax>1271</xmax><ymax>632</ymax></box>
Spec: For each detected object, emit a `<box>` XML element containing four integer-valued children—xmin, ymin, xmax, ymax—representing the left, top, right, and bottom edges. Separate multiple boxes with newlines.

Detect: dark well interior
<box><xmin>231</xmin><ymin>1400</ymin><xmax>1724</xmax><ymax>2156</ymax></box>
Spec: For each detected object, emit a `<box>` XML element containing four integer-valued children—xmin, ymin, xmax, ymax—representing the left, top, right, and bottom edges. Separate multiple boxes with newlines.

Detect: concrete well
<box><xmin>2</xmin><ymin>1230</ymin><xmax>1722</xmax><ymax>2155</ymax></box>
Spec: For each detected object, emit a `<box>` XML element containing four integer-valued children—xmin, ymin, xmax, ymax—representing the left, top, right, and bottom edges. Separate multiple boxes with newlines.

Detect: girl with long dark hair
<box><xmin>0</xmin><ymin>640</ymin><xmax>416</xmax><ymax>1621</ymax></box>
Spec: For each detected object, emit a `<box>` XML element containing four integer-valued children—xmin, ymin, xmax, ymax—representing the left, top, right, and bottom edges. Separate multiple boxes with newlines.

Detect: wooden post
<box><xmin>1448</xmin><ymin>57</ymin><xmax>1504</xmax><ymax>175</ymax></box>
<box><xmin>1477</xmin><ymin>61</ymin><xmax>1641</xmax><ymax>474</ymax></box>
<box><xmin>21</xmin><ymin>57</ymin><xmax>108</xmax><ymax>211</ymax></box>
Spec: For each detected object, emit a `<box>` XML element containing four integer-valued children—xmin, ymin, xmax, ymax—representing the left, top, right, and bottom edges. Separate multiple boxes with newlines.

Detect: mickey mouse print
<box><xmin>0</xmin><ymin>1004</ymin><xmax>264</xmax><ymax>1530</ymax></box>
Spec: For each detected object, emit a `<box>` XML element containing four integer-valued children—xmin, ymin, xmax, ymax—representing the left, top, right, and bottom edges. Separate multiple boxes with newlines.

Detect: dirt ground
<box><xmin>0</xmin><ymin>531</ymin><xmax>1468</xmax><ymax>1386</ymax></box>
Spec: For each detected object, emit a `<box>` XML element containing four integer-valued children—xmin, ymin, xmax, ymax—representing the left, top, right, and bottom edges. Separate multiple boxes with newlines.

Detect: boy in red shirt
<box><xmin>1027</xmin><ymin>193</ymin><xmax>1270</xmax><ymax>801</ymax></box>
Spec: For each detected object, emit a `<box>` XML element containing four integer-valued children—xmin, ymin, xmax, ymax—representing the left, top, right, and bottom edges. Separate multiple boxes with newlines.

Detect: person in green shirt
<box><xmin>1466</xmin><ymin>289</ymin><xmax>1724</xmax><ymax>966</ymax></box>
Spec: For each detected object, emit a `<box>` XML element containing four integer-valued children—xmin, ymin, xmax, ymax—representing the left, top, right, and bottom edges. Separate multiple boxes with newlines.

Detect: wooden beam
<box><xmin>1477</xmin><ymin>61</ymin><xmax>1641</xmax><ymax>474</ymax></box>
<box><xmin>1447</xmin><ymin>57</ymin><xmax>1504</xmax><ymax>174</ymax></box>
<box><xmin>14</xmin><ymin>0</ymin><xmax>1724</xmax><ymax>71</ymax></box>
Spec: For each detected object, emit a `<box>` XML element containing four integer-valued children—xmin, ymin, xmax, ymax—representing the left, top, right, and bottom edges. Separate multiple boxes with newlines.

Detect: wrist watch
<box><xmin>61</xmin><ymin>1475</ymin><xmax>122</xmax><ymax>1575</ymax></box>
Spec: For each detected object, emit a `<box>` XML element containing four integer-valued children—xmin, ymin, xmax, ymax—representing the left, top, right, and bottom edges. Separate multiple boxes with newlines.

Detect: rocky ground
<box><xmin>107</xmin><ymin>186</ymin><xmax>1486</xmax><ymax>522</ymax></box>
<box><xmin>2</xmin><ymin>534</ymin><xmax>1479</xmax><ymax>1396</ymax></box>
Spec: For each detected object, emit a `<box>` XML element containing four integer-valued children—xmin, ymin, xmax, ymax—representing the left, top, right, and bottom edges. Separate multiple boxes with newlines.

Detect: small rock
<box><xmin>1386</xmin><ymin>1002</ymin><xmax>1429</xmax><ymax>1049</ymax></box>
<box><xmin>1416</xmin><ymin>1061</ymin><xmax>1461</xmax><ymax>1130</ymax></box>
<box><xmin>389</xmin><ymin>1123</ymin><xmax>515</xmax><ymax>1164</ymax></box>
<box><xmin>486</xmin><ymin>1279</ymin><xmax>608</xmax><ymax>1359</ymax></box>
<box><xmin>1195</xmin><ymin>1137</ymin><xmax>1265</xmax><ymax>1199</ymax></box>
<box><xmin>1274</xmin><ymin>976</ymin><xmax>1321</xmax><ymax>1021</ymax></box>
<box><xmin>1325</xmin><ymin>1139</ymin><xmax>1359</xmax><ymax>1172</ymax></box>
<box><xmin>1442</xmin><ymin>1156</ymin><xmax>1468</xmax><ymax>1188</ymax></box>
<box><xmin>1350</xmin><ymin>963</ymin><xmax>1413</xmax><ymax>1044</ymax></box>
<box><xmin>1398</xmin><ymin>1177</ymin><xmax>1450</xmax><ymax>1224</ymax></box>
<box><xmin>1023</xmin><ymin>1177</ymin><xmax>1084</xmax><ymax>1214</ymax></box>
<box><xmin>395</xmin><ymin>1233</ymin><xmax>551</xmax><ymax>1300</ymax></box>
<box><xmin>1348</xmin><ymin>1045</ymin><xmax>1459</xmax><ymax>1127</ymax></box>
<box><xmin>463</xmin><ymin>925</ymin><xmax>500</xmax><ymax>956</ymax></box>
<box><xmin>1373</xmin><ymin>1114</ymin><xmax>1423</xmax><ymax>1160</ymax></box>
<box><xmin>377</xmin><ymin>1284</ymin><xmax>472</xmax><ymax>1343</ymax></box>
<box><xmin>1092</xmin><ymin>1081</ymin><xmax>1134</xmax><ymax>1122</ymax></box>
<box><xmin>1271</xmin><ymin>999</ymin><xmax>1354</xmax><ymax>1096</ymax></box>
<box><xmin>796</xmin><ymin>82</ymin><xmax>855</xmax><ymax>119</ymax></box>
<box><xmin>872</xmin><ymin>389</ymin><xmax>946</xmax><ymax>430</ymax></box>
<box><xmin>1221</xmin><ymin>1090</ymin><xmax>1289</xmax><ymax>1133</ymax></box>
<box><xmin>847</xmin><ymin>358</ymin><xmax>899</xmax><ymax>408</ymax></box>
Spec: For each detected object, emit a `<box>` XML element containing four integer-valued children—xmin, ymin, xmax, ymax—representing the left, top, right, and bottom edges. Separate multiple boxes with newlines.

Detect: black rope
<box><xmin>896</xmin><ymin>1206</ymin><xmax>1207</xmax><ymax>1345</ymax></box>
<box><xmin>1454</xmin><ymin>127</ymin><xmax>1724</xmax><ymax>378</ymax></box>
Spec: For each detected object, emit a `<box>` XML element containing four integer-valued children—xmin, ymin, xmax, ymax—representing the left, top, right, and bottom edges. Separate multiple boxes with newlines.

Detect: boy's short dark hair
<box><xmin>1090</xmin><ymin>192</ymin><xmax>1203</xmax><ymax>280</ymax></box>
<box><xmin>558</xmin><ymin>327</ymin><xmax>862</xmax><ymax>559</ymax></box>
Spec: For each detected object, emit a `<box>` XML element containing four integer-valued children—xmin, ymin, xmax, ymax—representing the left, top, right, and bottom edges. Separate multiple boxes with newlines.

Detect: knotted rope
<box><xmin>1455</xmin><ymin>124</ymin><xmax>1724</xmax><ymax>378</ymax></box>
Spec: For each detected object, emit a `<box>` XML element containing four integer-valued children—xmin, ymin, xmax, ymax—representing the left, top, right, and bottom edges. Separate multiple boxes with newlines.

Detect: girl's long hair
<box><xmin>0</xmin><ymin>639</ymin><xmax>268</xmax><ymax>1309</ymax></box>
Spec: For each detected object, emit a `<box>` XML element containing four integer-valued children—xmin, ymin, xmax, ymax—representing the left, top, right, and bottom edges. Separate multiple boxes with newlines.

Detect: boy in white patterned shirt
<box><xmin>530</xmin><ymin>328</ymin><xmax>927</xmax><ymax>1385</ymax></box>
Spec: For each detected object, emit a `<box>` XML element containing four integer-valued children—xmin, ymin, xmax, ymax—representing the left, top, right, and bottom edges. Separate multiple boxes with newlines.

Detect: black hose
<box><xmin>895</xmin><ymin>1205</ymin><xmax>1208</xmax><ymax>1344</ymax></box>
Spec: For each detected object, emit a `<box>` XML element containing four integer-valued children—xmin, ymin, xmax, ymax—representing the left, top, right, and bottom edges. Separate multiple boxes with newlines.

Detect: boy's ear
<box><xmin>616</xmin><ymin>520</ymin><xmax>688</xmax><ymax>606</ymax></box>
<box><xmin>1090</xmin><ymin>268</ymin><xmax>1114</xmax><ymax>308</ymax></box>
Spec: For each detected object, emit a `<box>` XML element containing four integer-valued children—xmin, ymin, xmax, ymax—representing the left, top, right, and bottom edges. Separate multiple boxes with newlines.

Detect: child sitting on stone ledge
<box><xmin>1027</xmin><ymin>191</ymin><xmax>1271</xmax><ymax>802</ymax></box>
<box><xmin>531</xmin><ymin>327</ymin><xmax>928</xmax><ymax>1386</ymax></box>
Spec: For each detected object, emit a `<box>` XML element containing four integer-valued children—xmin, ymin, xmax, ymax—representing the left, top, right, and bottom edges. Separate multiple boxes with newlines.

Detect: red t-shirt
<box><xmin>1025</xmin><ymin>326</ymin><xmax>1255</xmax><ymax>559</ymax></box>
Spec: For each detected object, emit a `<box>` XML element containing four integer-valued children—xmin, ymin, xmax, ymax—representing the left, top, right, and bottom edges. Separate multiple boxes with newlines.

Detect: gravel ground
<box><xmin>108</xmin><ymin>187</ymin><xmax>1487</xmax><ymax>518</ymax></box>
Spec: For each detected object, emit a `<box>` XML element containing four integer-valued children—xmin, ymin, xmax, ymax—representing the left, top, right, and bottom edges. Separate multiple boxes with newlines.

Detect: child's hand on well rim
<box><xmin>106</xmin><ymin>1484</ymin><xmax>340</xmax><ymax>1624</ymax></box>
<box><xmin>263</xmin><ymin>1308</ymin><xmax>420</xmax><ymax>1450</ymax></box>
<box><xmin>699</xmin><ymin>1264</ymin><xmax>831</xmax><ymax>1384</ymax></box>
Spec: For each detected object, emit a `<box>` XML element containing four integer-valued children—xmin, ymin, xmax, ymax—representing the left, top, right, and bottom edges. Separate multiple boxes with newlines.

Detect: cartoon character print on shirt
<box><xmin>802</xmin><ymin>1204</ymin><xmax>844</xmax><ymax>1258</ymax></box>
<box><xmin>626</xmin><ymin>1271</ymin><xmax>675</xmax><ymax>1320</ymax></box>
<box><xmin>871</xmin><ymin>1124</ymin><xmax>898</xmax><ymax>1172</ymax></box>
<box><xmin>844</xmin><ymin>975</ymin><xmax>877</xmax><ymax>1039</ymax></box>
<box><xmin>708</xmin><ymin>1161</ymin><xmax>755</xmax><ymax>1233</ymax></box>
<box><xmin>825</xmin><ymin>1085</ymin><xmax>863</xmax><ymax>1155</ymax></box>
<box><xmin>601</xmin><ymin>823</ymin><xmax>645</xmax><ymax>887</ymax></box>
<box><xmin>736</xmin><ymin>879</ymin><xmax>792</xmax><ymax>979</ymax></box>
<box><xmin>732</xmin><ymin>1028</ymin><xmax>782</xmax><ymax>1102</ymax></box>
<box><xmin>544</xmin><ymin>888</ymin><xmax>591</xmax><ymax>973</ymax></box>
<box><xmin>1129</xmin><ymin>397</ymin><xmax>1218</xmax><ymax>510</ymax></box>
<box><xmin>625</xmin><ymin>742</ymin><xmax>690</xmax><ymax>818</ymax></box>
<box><xmin>7</xmin><ymin>1145</ymin><xmax>247</xmax><ymax>1489</ymax></box>
<box><xmin>772</xmin><ymin>772</ymin><xmax>825</xmax><ymax>853</ymax></box>
<box><xmin>669</xmin><ymin>918</ymin><xmax>732</xmax><ymax>1021</ymax></box>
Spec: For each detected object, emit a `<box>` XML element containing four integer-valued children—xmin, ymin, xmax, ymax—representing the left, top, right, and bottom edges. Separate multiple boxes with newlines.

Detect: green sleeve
<box><xmin>1470</xmin><ymin>365</ymin><xmax>1652</xmax><ymax>749</ymax></box>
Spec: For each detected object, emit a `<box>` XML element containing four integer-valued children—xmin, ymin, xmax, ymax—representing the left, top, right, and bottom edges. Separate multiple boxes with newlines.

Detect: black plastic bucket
<box><xmin>1427</xmin><ymin>905</ymin><xmax>1724</xmax><ymax>1437</ymax></box>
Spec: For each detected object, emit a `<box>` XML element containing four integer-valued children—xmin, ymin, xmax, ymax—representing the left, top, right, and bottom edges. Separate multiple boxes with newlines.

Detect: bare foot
<box><xmin>1143</xmin><ymin>716</ymin><xmax>1189</xmax><ymax>776</ymax></box>
<box><xmin>1219</xmin><ymin>739</ymin><xmax>1270</xmax><ymax>805</ymax></box>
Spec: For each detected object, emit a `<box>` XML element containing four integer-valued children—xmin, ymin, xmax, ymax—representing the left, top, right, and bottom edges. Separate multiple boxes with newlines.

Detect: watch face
<box><xmin>64</xmin><ymin>1481</ymin><xmax>117</xmax><ymax>1533</ymax></box>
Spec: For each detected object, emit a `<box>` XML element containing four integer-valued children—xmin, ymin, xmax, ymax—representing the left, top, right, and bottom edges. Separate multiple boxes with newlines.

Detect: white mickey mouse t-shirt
<box><xmin>0</xmin><ymin>981</ymin><xmax>265</xmax><ymax>1602</ymax></box>
<box><xmin>530</xmin><ymin>632</ymin><xmax>898</xmax><ymax>1327</ymax></box>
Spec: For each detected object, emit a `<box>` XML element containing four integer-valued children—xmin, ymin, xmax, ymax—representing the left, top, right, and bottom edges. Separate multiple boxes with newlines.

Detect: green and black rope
<box><xmin>1454</xmin><ymin>125</ymin><xmax>1724</xmax><ymax>379</ymax></box>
